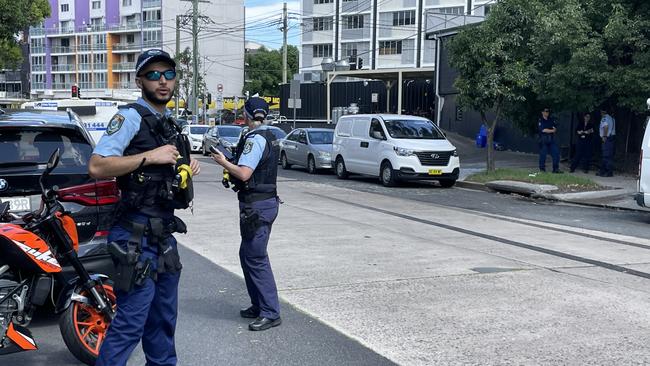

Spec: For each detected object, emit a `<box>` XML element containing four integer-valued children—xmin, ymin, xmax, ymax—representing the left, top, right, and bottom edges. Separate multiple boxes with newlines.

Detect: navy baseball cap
<box><xmin>135</xmin><ymin>49</ymin><xmax>176</xmax><ymax>75</ymax></box>
<box><xmin>244</xmin><ymin>97</ymin><xmax>269</xmax><ymax>121</ymax></box>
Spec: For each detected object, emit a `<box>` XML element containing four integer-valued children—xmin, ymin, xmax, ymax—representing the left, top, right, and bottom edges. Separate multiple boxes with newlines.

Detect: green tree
<box><xmin>448</xmin><ymin>0</ymin><xmax>536</xmax><ymax>171</ymax></box>
<box><xmin>244</xmin><ymin>45</ymin><xmax>298</xmax><ymax>96</ymax></box>
<box><xmin>0</xmin><ymin>0</ymin><xmax>50</xmax><ymax>69</ymax></box>
<box><xmin>174</xmin><ymin>47</ymin><xmax>207</xmax><ymax>111</ymax></box>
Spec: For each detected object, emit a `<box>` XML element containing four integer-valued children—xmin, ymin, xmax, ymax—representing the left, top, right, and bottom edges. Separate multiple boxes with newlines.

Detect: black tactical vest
<box><xmin>233</xmin><ymin>128</ymin><xmax>279</xmax><ymax>203</ymax></box>
<box><xmin>116</xmin><ymin>103</ymin><xmax>193</xmax><ymax>217</ymax></box>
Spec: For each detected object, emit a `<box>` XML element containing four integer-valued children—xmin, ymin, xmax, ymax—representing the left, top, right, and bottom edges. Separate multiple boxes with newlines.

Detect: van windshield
<box><xmin>383</xmin><ymin>119</ymin><xmax>446</xmax><ymax>140</ymax></box>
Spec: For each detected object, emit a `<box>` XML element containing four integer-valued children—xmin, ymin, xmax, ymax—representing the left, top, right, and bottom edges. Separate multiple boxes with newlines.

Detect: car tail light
<box><xmin>58</xmin><ymin>180</ymin><xmax>120</xmax><ymax>206</ymax></box>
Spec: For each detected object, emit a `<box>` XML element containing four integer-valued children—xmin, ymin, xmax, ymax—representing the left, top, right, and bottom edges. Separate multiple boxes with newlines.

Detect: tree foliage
<box><xmin>0</xmin><ymin>0</ymin><xmax>50</xmax><ymax>69</ymax></box>
<box><xmin>244</xmin><ymin>45</ymin><xmax>298</xmax><ymax>96</ymax></box>
<box><xmin>174</xmin><ymin>47</ymin><xmax>207</xmax><ymax>110</ymax></box>
<box><xmin>448</xmin><ymin>0</ymin><xmax>650</xmax><ymax>171</ymax></box>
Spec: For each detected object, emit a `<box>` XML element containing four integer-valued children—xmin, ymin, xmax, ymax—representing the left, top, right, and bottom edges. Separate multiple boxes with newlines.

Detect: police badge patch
<box><xmin>106</xmin><ymin>114</ymin><xmax>125</xmax><ymax>135</ymax></box>
<box><xmin>243</xmin><ymin>140</ymin><xmax>254</xmax><ymax>154</ymax></box>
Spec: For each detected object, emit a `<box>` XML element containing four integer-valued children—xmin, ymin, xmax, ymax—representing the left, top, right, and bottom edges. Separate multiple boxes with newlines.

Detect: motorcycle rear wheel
<box><xmin>59</xmin><ymin>284</ymin><xmax>116</xmax><ymax>365</ymax></box>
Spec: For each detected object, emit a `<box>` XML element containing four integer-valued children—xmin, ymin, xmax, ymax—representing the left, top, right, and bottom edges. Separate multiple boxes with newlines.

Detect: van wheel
<box><xmin>281</xmin><ymin>152</ymin><xmax>292</xmax><ymax>170</ymax></box>
<box><xmin>439</xmin><ymin>179</ymin><xmax>456</xmax><ymax>188</ymax></box>
<box><xmin>335</xmin><ymin>157</ymin><xmax>349</xmax><ymax>179</ymax></box>
<box><xmin>307</xmin><ymin>155</ymin><xmax>317</xmax><ymax>174</ymax></box>
<box><xmin>380</xmin><ymin>162</ymin><xmax>398</xmax><ymax>187</ymax></box>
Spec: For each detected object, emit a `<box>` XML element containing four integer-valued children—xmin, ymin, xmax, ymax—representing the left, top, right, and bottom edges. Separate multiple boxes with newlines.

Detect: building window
<box><xmin>126</xmin><ymin>34</ymin><xmax>135</xmax><ymax>43</ymax></box>
<box><xmin>122</xmin><ymin>0</ymin><xmax>132</xmax><ymax>6</ymax></box>
<box><xmin>314</xmin><ymin>0</ymin><xmax>333</xmax><ymax>3</ymax></box>
<box><xmin>393</xmin><ymin>10</ymin><xmax>416</xmax><ymax>26</ymax></box>
<box><xmin>435</xmin><ymin>6</ymin><xmax>464</xmax><ymax>15</ymax></box>
<box><xmin>312</xmin><ymin>44</ymin><xmax>332</xmax><ymax>58</ymax></box>
<box><xmin>61</xmin><ymin>3</ymin><xmax>69</xmax><ymax>12</ymax></box>
<box><xmin>143</xmin><ymin>9</ymin><xmax>161</xmax><ymax>21</ymax></box>
<box><xmin>143</xmin><ymin>30</ymin><xmax>161</xmax><ymax>44</ymax></box>
<box><xmin>312</xmin><ymin>17</ymin><xmax>333</xmax><ymax>31</ymax></box>
<box><xmin>379</xmin><ymin>40</ymin><xmax>402</xmax><ymax>55</ymax></box>
<box><xmin>92</xmin><ymin>1</ymin><xmax>101</xmax><ymax>9</ymax></box>
<box><xmin>343</xmin><ymin>15</ymin><xmax>364</xmax><ymax>29</ymax></box>
<box><xmin>341</xmin><ymin>43</ymin><xmax>358</xmax><ymax>58</ymax></box>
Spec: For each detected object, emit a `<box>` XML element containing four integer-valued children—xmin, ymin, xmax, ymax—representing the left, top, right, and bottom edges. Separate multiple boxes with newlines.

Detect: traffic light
<box><xmin>348</xmin><ymin>56</ymin><xmax>357</xmax><ymax>71</ymax></box>
<box><xmin>78</xmin><ymin>86</ymin><xmax>81</xmax><ymax>98</ymax></box>
<box><xmin>357</xmin><ymin>57</ymin><xmax>363</xmax><ymax>69</ymax></box>
<box><xmin>207</xmin><ymin>93</ymin><xmax>212</xmax><ymax>105</ymax></box>
<box><xmin>71</xmin><ymin>85</ymin><xmax>78</xmax><ymax>98</ymax></box>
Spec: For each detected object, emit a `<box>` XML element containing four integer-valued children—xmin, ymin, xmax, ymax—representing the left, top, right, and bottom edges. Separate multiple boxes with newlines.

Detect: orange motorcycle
<box><xmin>0</xmin><ymin>149</ymin><xmax>115</xmax><ymax>365</ymax></box>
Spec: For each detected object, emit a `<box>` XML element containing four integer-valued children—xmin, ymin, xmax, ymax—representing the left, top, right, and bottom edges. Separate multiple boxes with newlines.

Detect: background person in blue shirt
<box><xmin>211</xmin><ymin>97</ymin><xmax>282</xmax><ymax>331</ymax></box>
<box><xmin>538</xmin><ymin>107</ymin><xmax>562</xmax><ymax>173</ymax></box>
<box><xmin>89</xmin><ymin>49</ymin><xmax>200</xmax><ymax>366</ymax></box>
<box><xmin>597</xmin><ymin>107</ymin><xmax>616</xmax><ymax>177</ymax></box>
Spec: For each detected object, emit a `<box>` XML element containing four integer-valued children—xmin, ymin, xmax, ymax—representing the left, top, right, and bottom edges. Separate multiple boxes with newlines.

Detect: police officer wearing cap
<box><xmin>212</xmin><ymin>96</ymin><xmax>282</xmax><ymax>331</ymax></box>
<box><xmin>89</xmin><ymin>49</ymin><xmax>200</xmax><ymax>365</ymax></box>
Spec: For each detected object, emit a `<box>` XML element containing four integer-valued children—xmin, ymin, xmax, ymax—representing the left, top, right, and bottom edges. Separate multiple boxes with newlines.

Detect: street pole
<box><xmin>292</xmin><ymin>91</ymin><xmax>297</xmax><ymax>130</ymax></box>
<box><xmin>175</xmin><ymin>15</ymin><xmax>180</xmax><ymax>118</ymax></box>
<box><xmin>192</xmin><ymin>0</ymin><xmax>199</xmax><ymax>122</ymax></box>
<box><xmin>282</xmin><ymin>2</ymin><xmax>288</xmax><ymax>84</ymax></box>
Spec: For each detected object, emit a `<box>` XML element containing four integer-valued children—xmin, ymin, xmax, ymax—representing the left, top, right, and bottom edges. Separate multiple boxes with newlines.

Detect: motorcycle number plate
<box><xmin>1</xmin><ymin>197</ymin><xmax>31</xmax><ymax>212</ymax></box>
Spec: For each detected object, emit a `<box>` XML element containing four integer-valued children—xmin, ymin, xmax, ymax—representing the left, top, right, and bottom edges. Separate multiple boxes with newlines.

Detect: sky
<box><xmin>245</xmin><ymin>0</ymin><xmax>301</xmax><ymax>49</ymax></box>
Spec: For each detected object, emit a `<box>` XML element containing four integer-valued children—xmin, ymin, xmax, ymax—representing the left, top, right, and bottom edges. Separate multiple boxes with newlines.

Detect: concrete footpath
<box><xmin>447</xmin><ymin>133</ymin><xmax>648</xmax><ymax>212</ymax></box>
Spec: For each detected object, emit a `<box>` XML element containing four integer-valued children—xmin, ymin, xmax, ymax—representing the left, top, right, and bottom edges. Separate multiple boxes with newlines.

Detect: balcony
<box><xmin>32</xmin><ymin>65</ymin><xmax>46</xmax><ymax>72</ymax></box>
<box><xmin>51</xmin><ymin>46</ymin><xmax>74</xmax><ymax>54</ymax></box>
<box><xmin>51</xmin><ymin>64</ymin><xmax>76</xmax><ymax>72</ymax></box>
<box><xmin>94</xmin><ymin>63</ymin><xmax>108</xmax><ymax>70</ymax></box>
<box><xmin>0</xmin><ymin>91</ymin><xmax>23</xmax><ymax>99</ymax></box>
<box><xmin>30</xmin><ymin>27</ymin><xmax>46</xmax><ymax>36</ymax></box>
<box><xmin>79</xmin><ymin>82</ymin><xmax>93</xmax><ymax>90</ymax></box>
<box><xmin>143</xmin><ymin>20</ymin><xmax>162</xmax><ymax>29</ymax></box>
<box><xmin>32</xmin><ymin>83</ymin><xmax>45</xmax><ymax>90</ymax></box>
<box><xmin>78</xmin><ymin>63</ymin><xmax>92</xmax><ymax>70</ymax></box>
<box><xmin>113</xmin><ymin>82</ymin><xmax>138</xmax><ymax>89</ymax></box>
<box><xmin>30</xmin><ymin>46</ymin><xmax>45</xmax><ymax>54</ymax></box>
<box><xmin>52</xmin><ymin>83</ymin><xmax>73</xmax><ymax>90</ymax></box>
<box><xmin>94</xmin><ymin>82</ymin><xmax>108</xmax><ymax>89</ymax></box>
<box><xmin>110</xmin><ymin>22</ymin><xmax>142</xmax><ymax>32</ymax></box>
<box><xmin>112</xmin><ymin>62</ymin><xmax>136</xmax><ymax>71</ymax></box>
<box><xmin>113</xmin><ymin>41</ymin><xmax>161</xmax><ymax>51</ymax></box>
<box><xmin>77</xmin><ymin>44</ymin><xmax>107</xmax><ymax>52</ymax></box>
<box><xmin>143</xmin><ymin>0</ymin><xmax>161</xmax><ymax>8</ymax></box>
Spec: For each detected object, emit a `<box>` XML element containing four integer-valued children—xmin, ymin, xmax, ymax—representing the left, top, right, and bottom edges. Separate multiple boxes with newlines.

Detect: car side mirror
<box><xmin>371</xmin><ymin>131</ymin><xmax>385</xmax><ymax>140</ymax></box>
<box><xmin>181</xmin><ymin>129</ymin><xmax>189</xmax><ymax>136</ymax></box>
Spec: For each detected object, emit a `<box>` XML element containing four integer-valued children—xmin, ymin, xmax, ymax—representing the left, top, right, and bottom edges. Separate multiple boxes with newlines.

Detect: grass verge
<box><xmin>466</xmin><ymin>168</ymin><xmax>601</xmax><ymax>192</ymax></box>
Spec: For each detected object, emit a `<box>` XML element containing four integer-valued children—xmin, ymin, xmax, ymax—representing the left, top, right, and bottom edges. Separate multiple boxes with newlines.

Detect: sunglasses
<box><xmin>543</xmin><ymin>109</ymin><xmax>550</xmax><ymax>113</ymax></box>
<box><xmin>142</xmin><ymin>69</ymin><xmax>176</xmax><ymax>81</ymax></box>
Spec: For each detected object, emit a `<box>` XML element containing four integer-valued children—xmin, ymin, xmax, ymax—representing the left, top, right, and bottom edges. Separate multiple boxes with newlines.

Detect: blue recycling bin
<box><xmin>475</xmin><ymin>124</ymin><xmax>488</xmax><ymax>148</ymax></box>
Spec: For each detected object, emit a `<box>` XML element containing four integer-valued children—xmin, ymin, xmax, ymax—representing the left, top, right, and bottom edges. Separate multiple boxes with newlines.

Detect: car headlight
<box><xmin>318</xmin><ymin>151</ymin><xmax>331</xmax><ymax>159</ymax></box>
<box><xmin>452</xmin><ymin>149</ymin><xmax>458</xmax><ymax>157</ymax></box>
<box><xmin>393</xmin><ymin>146</ymin><xmax>415</xmax><ymax>156</ymax></box>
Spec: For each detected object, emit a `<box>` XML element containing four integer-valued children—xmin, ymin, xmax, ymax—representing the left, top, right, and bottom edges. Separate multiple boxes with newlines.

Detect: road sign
<box><xmin>288</xmin><ymin>99</ymin><xmax>301</xmax><ymax>109</ymax></box>
<box><xmin>217</xmin><ymin>83</ymin><xmax>223</xmax><ymax>93</ymax></box>
<box><xmin>371</xmin><ymin>93</ymin><xmax>378</xmax><ymax>103</ymax></box>
<box><xmin>290</xmin><ymin>80</ymin><xmax>300</xmax><ymax>100</ymax></box>
<box><xmin>216</xmin><ymin>93</ymin><xmax>224</xmax><ymax>110</ymax></box>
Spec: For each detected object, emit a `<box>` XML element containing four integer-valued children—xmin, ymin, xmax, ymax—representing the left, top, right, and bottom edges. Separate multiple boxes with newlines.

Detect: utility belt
<box><xmin>107</xmin><ymin>215</ymin><xmax>186</xmax><ymax>292</ymax></box>
<box><xmin>237</xmin><ymin>190</ymin><xmax>277</xmax><ymax>203</ymax></box>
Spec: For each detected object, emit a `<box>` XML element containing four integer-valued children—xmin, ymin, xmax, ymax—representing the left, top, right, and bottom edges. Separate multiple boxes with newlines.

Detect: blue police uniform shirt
<box><xmin>237</xmin><ymin>126</ymin><xmax>270</xmax><ymax>171</ymax></box>
<box><xmin>599</xmin><ymin>114</ymin><xmax>616</xmax><ymax>137</ymax></box>
<box><xmin>538</xmin><ymin>117</ymin><xmax>557</xmax><ymax>135</ymax></box>
<box><xmin>93</xmin><ymin>98</ymin><xmax>171</xmax><ymax>157</ymax></box>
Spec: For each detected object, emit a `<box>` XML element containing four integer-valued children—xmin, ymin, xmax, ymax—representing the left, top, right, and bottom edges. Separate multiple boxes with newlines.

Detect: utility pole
<box><xmin>175</xmin><ymin>15</ymin><xmax>181</xmax><ymax>118</ymax></box>
<box><xmin>192</xmin><ymin>0</ymin><xmax>199</xmax><ymax>122</ymax></box>
<box><xmin>282</xmin><ymin>2</ymin><xmax>288</xmax><ymax>84</ymax></box>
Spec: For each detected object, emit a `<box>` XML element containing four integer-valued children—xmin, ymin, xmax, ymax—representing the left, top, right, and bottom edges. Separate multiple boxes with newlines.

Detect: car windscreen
<box><xmin>269</xmin><ymin>128</ymin><xmax>287</xmax><ymax>139</ymax></box>
<box><xmin>217</xmin><ymin>126</ymin><xmax>241</xmax><ymax>137</ymax></box>
<box><xmin>190</xmin><ymin>126</ymin><xmax>209</xmax><ymax>135</ymax></box>
<box><xmin>0</xmin><ymin>127</ymin><xmax>93</xmax><ymax>174</ymax></box>
<box><xmin>308</xmin><ymin>131</ymin><xmax>334</xmax><ymax>144</ymax></box>
<box><xmin>383</xmin><ymin>119</ymin><xmax>446</xmax><ymax>140</ymax></box>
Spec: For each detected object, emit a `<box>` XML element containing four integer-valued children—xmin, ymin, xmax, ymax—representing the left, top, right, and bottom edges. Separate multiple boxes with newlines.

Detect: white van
<box><xmin>636</xmin><ymin>100</ymin><xmax>650</xmax><ymax>207</ymax></box>
<box><xmin>332</xmin><ymin>114</ymin><xmax>460</xmax><ymax>187</ymax></box>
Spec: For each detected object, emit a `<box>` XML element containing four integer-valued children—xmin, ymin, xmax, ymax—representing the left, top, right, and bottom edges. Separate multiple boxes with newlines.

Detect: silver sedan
<box><xmin>280</xmin><ymin>128</ymin><xmax>334</xmax><ymax>174</ymax></box>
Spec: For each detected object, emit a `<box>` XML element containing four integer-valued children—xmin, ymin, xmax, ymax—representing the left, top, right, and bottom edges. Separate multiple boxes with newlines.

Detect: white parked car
<box><xmin>183</xmin><ymin>125</ymin><xmax>210</xmax><ymax>153</ymax></box>
<box><xmin>332</xmin><ymin>114</ymin><xmax>460</xmax><ymax>187</ymax></box>
<box><xmin>636</xmin><ymin>99</ymin><xmax>650</xmax><ymax>208</ymax></box>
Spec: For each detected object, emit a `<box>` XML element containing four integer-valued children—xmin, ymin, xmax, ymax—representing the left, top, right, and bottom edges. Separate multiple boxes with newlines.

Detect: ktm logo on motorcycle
<box><xmin>14</xmin><ymin>240</ymin><xmax>61</xmax><ymax>269</ymax></box>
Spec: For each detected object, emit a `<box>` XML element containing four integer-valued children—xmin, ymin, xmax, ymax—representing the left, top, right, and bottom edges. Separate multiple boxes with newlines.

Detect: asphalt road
<box><xmin>271</xmin><ymin>161</ymin><xmax>649</xmax><ymax>239</ymax></box>
<box><xmin>5</xmin><ymin>244</ymin><xmax>394</xmax><ymax>366</ymax></box>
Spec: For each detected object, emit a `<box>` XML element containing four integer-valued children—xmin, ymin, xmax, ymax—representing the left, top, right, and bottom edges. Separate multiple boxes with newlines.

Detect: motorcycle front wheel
<box><xmin>59</xmin><ymin>284</ymin><xmax>116</xmax><ymax>365</ymax></box>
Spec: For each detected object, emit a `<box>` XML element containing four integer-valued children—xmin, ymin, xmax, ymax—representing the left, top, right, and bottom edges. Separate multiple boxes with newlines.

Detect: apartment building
<box><xmin>29</xmin><ymin>0</ymin><xmax>244</xmax><ymax>100</ymax></box>
<box><xmin>300</xmin><ymin>0</ymin><xmax>493</xmax><ymax>80</ymax></box>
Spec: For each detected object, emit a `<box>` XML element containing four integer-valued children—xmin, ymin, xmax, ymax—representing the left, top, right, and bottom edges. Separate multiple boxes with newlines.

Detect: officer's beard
<box><xmin>142</xmin><ymin>85</ymin><xmax>173</xmax><ymax>107</ymax></box>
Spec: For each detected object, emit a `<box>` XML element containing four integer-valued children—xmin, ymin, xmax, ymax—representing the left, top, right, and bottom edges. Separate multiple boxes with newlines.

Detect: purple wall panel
<box><xmin>106</xmin><ymin>0</ymin><xmax>120</xmax><ymax>27</ymax></box>
<box><xmin>75</xmin><ymin>0</ymin><xmax>90</xmax><ymax>30</ymax></box>
<box><xmin>44</xmin><ymin>0</ymin><xmax>59</xmax><ymax>29</ymax></box>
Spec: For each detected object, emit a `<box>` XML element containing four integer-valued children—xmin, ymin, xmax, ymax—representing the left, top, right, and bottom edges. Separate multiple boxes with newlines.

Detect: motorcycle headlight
<box><xmin>318</xmin><ymin>151</ymin><xmax>331</xmax><ymax>159</ymax></box>
<box><xmin>393</xmin><ymin>146</ymin><xmax>415</xmax><ymax>156</ymax></box>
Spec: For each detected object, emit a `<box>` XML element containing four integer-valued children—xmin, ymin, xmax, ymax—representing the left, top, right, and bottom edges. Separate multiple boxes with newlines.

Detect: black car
<box><xmin>0</xmin><ymin>109</ymin><xmax>116</xmax><ymax>279</ymax></box>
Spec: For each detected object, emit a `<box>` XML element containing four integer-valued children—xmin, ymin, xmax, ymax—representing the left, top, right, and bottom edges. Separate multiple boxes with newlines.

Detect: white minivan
<box><xmin>332</xmin><ymin>114</ymin><xmax>460</xmax><ymax>187</ymax></box>
<box><xmin>636</xmin><ymin>100</ymin><xmax>650</xmax><ymax>207</ymax></box>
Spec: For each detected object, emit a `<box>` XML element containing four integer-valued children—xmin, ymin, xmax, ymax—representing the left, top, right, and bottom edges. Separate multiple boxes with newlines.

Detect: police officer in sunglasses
<box><xmin>89</xmin><ymin>49</ymin><xmax>200</xmax><ymax>366</ymax></box>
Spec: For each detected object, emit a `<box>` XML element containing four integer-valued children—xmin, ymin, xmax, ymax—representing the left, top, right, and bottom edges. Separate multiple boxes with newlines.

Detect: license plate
<box><xmin>1</xmin><ymin>197</ymin><xmax>31</xmax><ymax>212</ymax></box>
<box><xmin>428</xmin><ymin>169</ymin><xmax>443</xmax><ymax>176</ymax></box>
